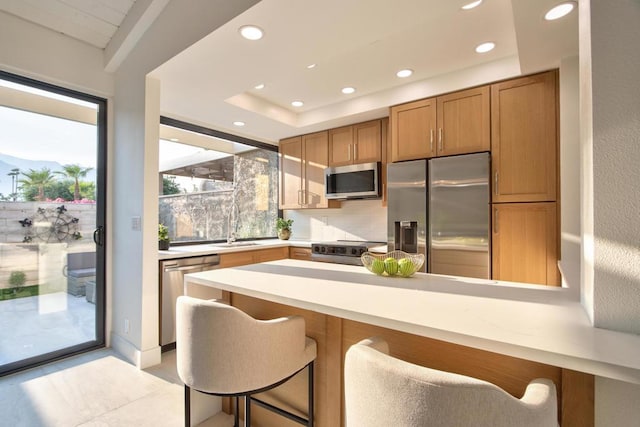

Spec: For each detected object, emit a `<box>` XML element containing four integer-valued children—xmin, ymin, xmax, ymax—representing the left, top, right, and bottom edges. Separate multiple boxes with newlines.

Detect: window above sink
<box><xmin>158</xmin><ymin>118</ymin><xmax>279</xmax><ymax>245</ymax></box>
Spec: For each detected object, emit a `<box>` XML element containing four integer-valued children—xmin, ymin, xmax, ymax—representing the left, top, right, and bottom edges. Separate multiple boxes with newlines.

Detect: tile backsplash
<box><xmin>285</xmin><ymin>199</ymin><xmax>387</xmax><ymax>242</ymax></box>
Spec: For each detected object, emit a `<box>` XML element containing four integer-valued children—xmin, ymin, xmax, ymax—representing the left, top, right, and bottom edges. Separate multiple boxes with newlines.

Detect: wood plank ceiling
<box><xmin>0</xmin><ymin>0</ymin><xmax>135</xmax><ymax>48</ymax></box>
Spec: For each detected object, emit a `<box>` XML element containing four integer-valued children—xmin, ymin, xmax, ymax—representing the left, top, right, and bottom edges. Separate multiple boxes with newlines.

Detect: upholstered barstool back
<box><xmin>176</xmin><ymin>296</ymin><xmax>317</xmax><ymax>427</ymax></box>
<box><xmin>344</xmin><ymin>337</ymin><xmax>558</xmax><ymax>427</ymax></box>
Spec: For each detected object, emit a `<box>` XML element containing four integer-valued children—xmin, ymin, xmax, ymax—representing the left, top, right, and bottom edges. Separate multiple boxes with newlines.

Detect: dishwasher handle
<box><xmin>163</xmin><ymin>262</ymin><xmax>220</xmax><ymax>273</ymax></box>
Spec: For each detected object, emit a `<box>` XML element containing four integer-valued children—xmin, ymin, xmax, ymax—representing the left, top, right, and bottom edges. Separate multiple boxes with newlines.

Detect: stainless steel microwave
<box><xmin>324</xmin><ymin>162</ymin><xmax>381</xmax><ymax>200</ymax></box>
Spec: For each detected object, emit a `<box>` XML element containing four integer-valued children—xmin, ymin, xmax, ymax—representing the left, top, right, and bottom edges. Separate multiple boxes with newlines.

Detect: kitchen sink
<box><xmin>212</xmin><ymin>242</ymin><xmax>258</xmax><ymax>247</ymax></box>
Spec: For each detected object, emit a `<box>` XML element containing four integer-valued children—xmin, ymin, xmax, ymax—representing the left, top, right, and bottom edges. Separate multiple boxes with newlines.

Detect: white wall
<box><xmin>580</xmin><ymin>0</ymin><xmax>640</xmax><ymax>425</ymax></box>
<box><xmin>285</xmin><ymin>199</ymin><xmax>387</xmax><ymax>242</ymax></box>
<box><xmin>0</xmin><ymin>12</ymin><xmax>113</xmax><ymax>97</ymax></box>
<box><xmin>558</xmin><ymin>56</ymin><xmax>581</xmax><ymax>295</ymax></box>
<box><xmin>587</xmin><ymin>0</ymin><xmax>640</xmax><ymax>334</ymax></box>
<box><xmin>110</xmin><ymin>0</ymin><xmax>260</xmax><ymax>367</ymax></box>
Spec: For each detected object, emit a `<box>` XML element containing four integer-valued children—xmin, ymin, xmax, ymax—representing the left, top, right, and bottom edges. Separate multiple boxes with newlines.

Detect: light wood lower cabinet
<box><xmin>289</xmin><ymin>246</ymin><xmax>312</xmax><ymax>261</ymax></box>
<box><xmin>492</xmin><ymin>202</ymin><xmax>559</xmax><ymax>286</ymax></box>
<box><xmin>229</xmin><ymin>294</ymin><xmax>593</xmax><ymax>427</ymax></box>
<box><xmin>219</xmin><ymin>247</ymin><xmax>288</xmax><ymax>268</ymax></box>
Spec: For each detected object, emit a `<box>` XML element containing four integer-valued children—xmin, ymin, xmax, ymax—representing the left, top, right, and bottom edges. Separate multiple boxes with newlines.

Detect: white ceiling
<box><xmin>0</xmin><ymin>0</ymin><xmax>578</xmax><ymax>145</ymax></box>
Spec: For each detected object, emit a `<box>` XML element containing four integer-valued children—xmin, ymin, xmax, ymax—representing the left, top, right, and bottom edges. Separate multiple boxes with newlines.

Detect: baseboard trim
<box><xmin>110</xmin><ymin>333</ymin><xmax>161</xmax><ymax>369</ymax></box>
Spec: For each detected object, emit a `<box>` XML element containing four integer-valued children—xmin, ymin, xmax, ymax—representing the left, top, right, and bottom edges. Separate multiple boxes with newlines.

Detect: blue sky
<box><xmin>0</xmin><ymin>106</ymin><xmax>96</xmax><ymax>168</ymax></box>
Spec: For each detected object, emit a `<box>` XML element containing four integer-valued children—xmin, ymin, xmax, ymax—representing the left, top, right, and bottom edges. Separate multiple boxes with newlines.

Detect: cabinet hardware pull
<box><xmin>438</xmin><ymin>128</ymin><xmax>443</xmax><ymax>151</ymax></box>
<box><xmin>354</xmin><ymin>142</ymin><xmax>358</xmax><ymax>160</ymax></box>
<box><xmin>298</xmin><ymin>189</ymin><xmax>303</xmax><ymax>206</ymax></box>
<box><xmin>430</xmin><ymin>129</ymin><xmax>434</xmax><ymax>153</ymax></box>
<box><xmin>494</xmin><ymin>208</ymin><xmax>499</xmax><ymax>233</ymax></box>
<box><xmin>494</xmin><ymin>171</ymin><xmax>499</xmax><ymax>195</ymax></box>
<box><xmin>348</xmin><ymin>144</ymin><xmax>351</xmax><ymax>161</ymax></box>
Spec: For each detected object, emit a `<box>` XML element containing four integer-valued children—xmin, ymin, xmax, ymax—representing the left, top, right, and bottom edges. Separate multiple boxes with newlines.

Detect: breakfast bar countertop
<box><xmin>184</xmin><ymin>259</ymin><xmax>640</xmax><ymax>385</ymax></box>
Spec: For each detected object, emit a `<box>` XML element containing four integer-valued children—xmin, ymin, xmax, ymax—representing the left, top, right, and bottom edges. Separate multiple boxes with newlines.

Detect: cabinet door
<box><xmin>353</xmin><ymin>119</ymin><xmax>382</xmax><ymax>163</ymax></box>
<box><xmin>328</xmin><ymin>125</ymin><xmax>354</xmax><ymax>166</ymax></box>
<box><xmin>279</xmin><ymin>137</ymin><xmax>303</xmax><ymax>209</ymax></box>
<box><xmin>289</xmin><ymin>247</ymin><xmax>312</xmax><ymax>260</ymax></box>
<box><xmin>390</xmin><ymin>98</ymin><xmax>436</xmax><ymax>162</ymax></box>
<box><xmin>492</xmin><ymin>202</ymin><xmax>559</xmax><ymax>286</ymax></box>
<box><xmin>436</xmin><ymin>86</ymin><xmax>490</xmax><ymax>156</ymax></box>
<box><xmin>491</xmin><ymin>71</ymin><xmax>557</xmax><ymax>203</ymax></box>
<box><xmin>303</xmin><ymin>131</ymin><xmax>335</xmax><ymax>208</ymax></box>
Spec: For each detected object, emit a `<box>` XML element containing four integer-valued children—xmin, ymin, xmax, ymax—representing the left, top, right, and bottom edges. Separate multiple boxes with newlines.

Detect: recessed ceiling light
<box><xmin>475</xmin><ymin>42</ymin><xmax>495</xmax><ymax>53</ymax></box>
<box><xmin>291</xmin><ymin>101</ymin><xmax>304</xmax><ymax>107</ymax></box>
<box><xmin>233</xmin><ymin>121</ymin><xmax>245</xmax><ymax>127</ymax></box>
<box><xmin>307</xmin><ymin>64</ymin><xmax>317</xmax><ymax>69</ymax></box>
<box><xmin>169</xmin><ymin>138</ymin><xmax>179</xmax><ymax>142</ymax></box>
<box><xmin>239</xmin><ymin>25</ymin><xmax>264</xmax><ymax>40</ymax></box>
<box><xmin>544</xmin><ymin>1</ymin><xmax>577</xmax><ymax>21</ymax></box>
<box><xmin>341</xmin><ymin>87</ymin><xmax>356</xmax><ymax>94</ymax></box>
<box><xmin>396</xmin><ymin>69</ymin><xmax>413</xmax><ymax>78</ymax></box>
<box><xmin>461</xmin><ymin>0</ymin><xmax>483</xmax><ymax>10</ymax></box>
<box><xmin>254</xmin><ymin>83</ymin><xmax>265</xmax><ymax>90</ymax></box>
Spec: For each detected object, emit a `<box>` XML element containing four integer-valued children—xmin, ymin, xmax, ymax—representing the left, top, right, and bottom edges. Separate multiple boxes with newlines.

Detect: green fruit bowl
<box><xmin>361</xmin><ymin>250</ymin><xmax>425</xmax><ymax>277</ymax></box>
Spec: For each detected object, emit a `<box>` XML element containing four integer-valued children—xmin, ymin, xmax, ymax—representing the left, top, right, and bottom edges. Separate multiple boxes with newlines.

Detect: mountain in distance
<box><xmin>0</xmin><ymin>153</ymin><xmax>96</xmax><ymax>197</ymax></box>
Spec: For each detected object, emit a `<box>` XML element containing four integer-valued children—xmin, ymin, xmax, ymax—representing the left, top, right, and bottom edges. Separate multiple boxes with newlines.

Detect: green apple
<box><xmin>384</xmin><ymin>257</ymin><xmax>399</xmax><ymax>275</ymax></box>
<box><xmin>370</xmin><ymin>259</ymin><xmax>385</xmax><ymax>275</ymax></box>
<box><xmin>398</xmin><ymin>258</ymin><xmax>414</xmax><ymax>277</ymax></box>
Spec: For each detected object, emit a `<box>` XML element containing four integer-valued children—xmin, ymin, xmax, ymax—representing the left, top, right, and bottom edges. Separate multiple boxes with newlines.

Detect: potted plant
<box><xmin>276</xmin><ymin>218</ymin><xmax>293</xmax><ymax>240</ymax></box>
<box><xmin>158</xmin><ymin>223</ymin><xmax>170</xmax><ymax>250</ymax></box>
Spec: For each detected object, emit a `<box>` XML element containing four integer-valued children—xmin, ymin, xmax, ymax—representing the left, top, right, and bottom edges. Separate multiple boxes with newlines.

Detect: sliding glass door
<box><xmin>0</xmin><ymin>71</ymin><xmax>106</xmax><ymax>375</ymax></box>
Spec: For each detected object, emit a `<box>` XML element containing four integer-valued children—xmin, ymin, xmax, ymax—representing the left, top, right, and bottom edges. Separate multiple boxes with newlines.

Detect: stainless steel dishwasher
<box><xmin>160</xmin><ymin>255</ymin><xmax>221</xmax><ymax>349</ymax></box>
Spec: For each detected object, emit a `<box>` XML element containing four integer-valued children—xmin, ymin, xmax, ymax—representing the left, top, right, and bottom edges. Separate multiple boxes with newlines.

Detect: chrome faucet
<box><xmin>227</xmin><ymin>199</ymin><xmax>239</xmax><ymax>244</ymax></box>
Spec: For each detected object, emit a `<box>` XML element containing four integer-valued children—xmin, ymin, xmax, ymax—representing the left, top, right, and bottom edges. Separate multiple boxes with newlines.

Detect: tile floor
<box><xmin>0</xmin><ymin>349</ymin><xmax>233</xmax><ymax>427</ymax></box>
<box><xmin>0</xmin><ymin>292</ymin><xmax>95</xmax><ymax>366</ymax></box>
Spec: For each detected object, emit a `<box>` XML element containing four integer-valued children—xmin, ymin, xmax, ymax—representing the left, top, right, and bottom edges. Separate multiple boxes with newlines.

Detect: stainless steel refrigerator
<box><xmin>387</xmin><ymin>153</ymin><xmax>490</xmax><ymax>278</ymax></box>
<box><xmin>428</xmin><ymin>152</ymin><xmax>490</xmax><ymax>279</ymax></box>
<box><xmin>387</xmin><ymin>159</ymin><xmax>428</xmax><ymax>272</ymax></box>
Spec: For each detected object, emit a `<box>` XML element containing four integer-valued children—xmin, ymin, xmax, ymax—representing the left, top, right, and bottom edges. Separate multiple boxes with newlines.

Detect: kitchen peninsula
<box><xmin>184</xmin><ymin>259</ymin><xmax>640</xmax><ymax>427</ymax></box>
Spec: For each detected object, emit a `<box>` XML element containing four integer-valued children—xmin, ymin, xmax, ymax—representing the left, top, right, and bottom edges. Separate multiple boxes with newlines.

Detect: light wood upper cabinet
<box><xmin>491</xmin><ymin>71</ymin><xmax>558</xmax><ymax>203</ymax></box>
<box><xmin>390</xmin><ymin>87</ymin><xmax>489</xmax><ymax>162</ymax></box>
<box><xmin>436</xmin><ymin>86</ymin><xmax>490</xmax><ymax>157</ymax></box>
<box><xmin>492</xmin><ymin>202</ymin><xmax>559</xmax><ymax>286</ymax></box>
<box><xmin>279</xmin><ymin>136</ymin><xmax>304</xmax><ymax>209</ymax></box>
<box><xmin>279</xmin><ymin>131</ymin><xmax>339</xmax><ymax>209</ymax></box>
<box><xmin>328</xmin><ymin>119</ymin><xmax>382</xmax><ymax>166</ymax></box>
<box><xmin>390</xmin><ymin>98</ymin><xmax>436</xmax><ymax>161</ymax></box>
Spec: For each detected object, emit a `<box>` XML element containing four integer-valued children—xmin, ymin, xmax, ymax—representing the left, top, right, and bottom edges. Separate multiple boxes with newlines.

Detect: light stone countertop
<box><xmin>184</xmin><ymin>259</ymin><xmax>640</xmax><ymax>384</ymax></box>
<box><xmin>158</xmin><ymin>239</ymin><xmax>312</xmax><ymax>260</ymax></box>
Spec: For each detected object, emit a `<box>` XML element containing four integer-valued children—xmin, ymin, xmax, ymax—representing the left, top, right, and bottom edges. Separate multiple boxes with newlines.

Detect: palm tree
<box><xmin>56</xmin><ymin>164</ymin><xmax>93</xmax><ymax>200</ymax></box>
<box><xmin>19</xmin><ymin>168</ymin><xmax>57</xmax><ymax>201</ymax></box>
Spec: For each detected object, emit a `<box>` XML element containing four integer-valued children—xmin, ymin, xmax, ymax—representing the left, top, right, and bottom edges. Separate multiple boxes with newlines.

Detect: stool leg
<box><xmin>244</xmin><ymin>395</ymin><xmax>251</xmax><ymax>427</ymax></box>
<box><xmin>184</xmin><ymin>385</ymin><xmax>191</xmax><ymax>427</ymax></box>
<box><xmin>234</xmin><ymin>396</ymin><xmax>239</xmax><ymax>427</ymax></box>
<box><xmin>308</xmin><ymin>362</ymin><xmax>314</xmax><ymax>427</ymax></box>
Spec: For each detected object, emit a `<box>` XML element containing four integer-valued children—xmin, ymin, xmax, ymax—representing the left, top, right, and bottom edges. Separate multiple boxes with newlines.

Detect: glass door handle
<box><xmin>93</xmin><ymin>226</ymin><xmax>104</xmax><ymax>246</ymax></box>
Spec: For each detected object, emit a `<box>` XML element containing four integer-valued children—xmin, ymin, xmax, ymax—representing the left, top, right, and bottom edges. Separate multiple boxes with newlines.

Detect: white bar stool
<box><xmin>176</xmin><ymin>296</ymin><xmax>317</xmax><ymax>427</ymax></box>
<box><xmin>344</xmin><ymin>337</ymin><xmax>558</xmax><ymax>427</ymax></box>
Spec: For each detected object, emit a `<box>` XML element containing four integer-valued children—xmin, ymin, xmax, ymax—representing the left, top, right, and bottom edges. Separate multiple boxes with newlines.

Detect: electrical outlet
<box><xmin>124</xmin><ymin>319</ymin><xmax>130</xmax><ymax>334</ymax></box>
<box><xmin>131</xmin><ymin>216</ymin><xmax>141</xmax><ymax>231</ymax></box>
